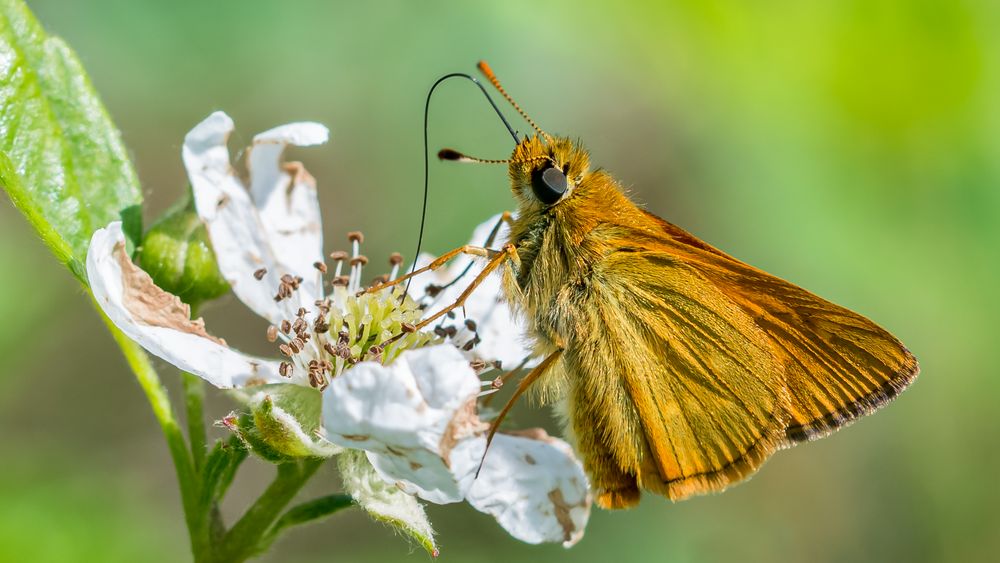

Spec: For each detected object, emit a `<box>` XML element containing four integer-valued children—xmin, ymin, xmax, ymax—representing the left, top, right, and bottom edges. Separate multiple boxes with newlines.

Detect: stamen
<box><xmin>296</xmin><ymin>307</ymin><xmax>307</xmax><ymax>318</ymax></box>
<box><xmin>388</xmin><ymin>253</ymin><xmax>403</xmax><ymax>282</ymax></box>
<box><xmin>279</xmin><ymin>361</ymin><xmax>293</xmax><ymax>378</ymax></box>
<box><xmin>253</xmin><ymin>268</ymin><xmax>267</xmax><ymax>280</ymax></box>
<box><xmin>279</xmin><ymin>344</ymin><xmax>293</xmax><ymax>357</ymax></box>
<box><xmin>330</xmin><ymin>250</ymin><xmax>348</xmax><ymax>279</ymax></box>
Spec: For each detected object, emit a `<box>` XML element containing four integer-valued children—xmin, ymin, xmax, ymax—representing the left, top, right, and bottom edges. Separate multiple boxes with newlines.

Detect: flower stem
<box><xmin>215</xmin><ymin>459</ymin><xmax>325</xmax><ymax>563</ymax></box>
<box><xmin>182</xmin><ymin>371</ymin><xmax>208</xmax><ymax>470</ymax></box>
<box><xmin>257</xmin><ymin>493</ymin><xmax>354</xmax><ymax>553</ymax></box>
<box><xmin>95</xmin><ymin>305</ymin><xmax>205</xmax><ymax>557</ymax></box>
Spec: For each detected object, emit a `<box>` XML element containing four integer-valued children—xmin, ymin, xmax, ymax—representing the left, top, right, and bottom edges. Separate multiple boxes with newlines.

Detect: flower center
<box><xmin>257</xmin><ymin>231</ymin><xmax>437</xmax><ymax>389</ymax></box>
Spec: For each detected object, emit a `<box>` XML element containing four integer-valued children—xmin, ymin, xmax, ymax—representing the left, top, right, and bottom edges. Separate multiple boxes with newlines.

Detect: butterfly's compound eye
<box><xmin>531</xmin><ymin>166</ymin><xmax>567</xmax><ymax>204</ymax></box>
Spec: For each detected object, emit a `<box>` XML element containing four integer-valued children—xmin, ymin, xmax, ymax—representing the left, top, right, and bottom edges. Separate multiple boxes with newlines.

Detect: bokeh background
<box><xmin>2</xmin><ymin>1</ymin><xmax>998</xmax><ymax>561</ymax></box>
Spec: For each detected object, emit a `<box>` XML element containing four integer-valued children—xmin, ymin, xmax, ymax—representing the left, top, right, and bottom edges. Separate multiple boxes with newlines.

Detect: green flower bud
<box><xmin>138</xmin><ymin>192</ymin><xmax>229</xmax><ymax>306</ymax></box>
<box><xmin>225</xmin><ymin>384</ymin><xmax>338</xmax><ymax>462</ymax></box>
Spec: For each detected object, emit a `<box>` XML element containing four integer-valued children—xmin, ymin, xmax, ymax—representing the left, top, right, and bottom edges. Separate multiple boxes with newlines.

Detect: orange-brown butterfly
<box><xmin>379</xmin><ymin>61</ymin><xmax>918</xmax><ymax>510</ymax></box>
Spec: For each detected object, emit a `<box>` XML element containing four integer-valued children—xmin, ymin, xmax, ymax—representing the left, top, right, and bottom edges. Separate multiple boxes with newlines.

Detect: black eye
<box><xmin>531</xmin><ymin>166</ymin><xmax>567</xmax><ymax>204</ymax></box>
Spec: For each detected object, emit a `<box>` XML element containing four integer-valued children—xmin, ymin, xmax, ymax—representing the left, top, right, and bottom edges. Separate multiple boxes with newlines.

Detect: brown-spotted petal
<box><xmin>87</xmin><ymin>222</ymin><xmax>284</xmax><ymax>389</ymax></box>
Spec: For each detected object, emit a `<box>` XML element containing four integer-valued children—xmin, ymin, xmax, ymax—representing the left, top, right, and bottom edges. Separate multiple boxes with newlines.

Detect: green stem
<box><xmin>96</xmin><ymin>305</ymin><xmax>205</xmax><ymax>558</ymax></box>
<box><xmin>257</xmin><ymin>494</ymin><xmax>353</xmax><ymax>553</ymax></box>
<box><xmin>215</xmin><ymin>459</ymin><xmax>325</xmax><ymax>563</ymax></box>
<box><xmin>182</xmin><ymin>371</ymin><xmax>208</xmax><ymax>470</ymax></box>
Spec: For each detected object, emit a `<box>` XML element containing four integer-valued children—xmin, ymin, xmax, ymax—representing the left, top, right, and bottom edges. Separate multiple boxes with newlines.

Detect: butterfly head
<box><xmin>509</xmin><ymin>135</ymin><xmax>591</xmax><ymax>212</ymax></box>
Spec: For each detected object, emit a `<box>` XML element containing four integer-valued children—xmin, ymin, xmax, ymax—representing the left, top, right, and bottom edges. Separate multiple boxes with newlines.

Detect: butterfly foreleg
<box><xmin>412</xmin><ymin>243</ymin><xmax>517</xmax><ymax>331</ymax></box>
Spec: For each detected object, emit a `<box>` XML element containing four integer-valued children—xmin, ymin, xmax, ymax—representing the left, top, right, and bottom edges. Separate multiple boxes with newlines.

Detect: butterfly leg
<box><xmin>411</xmin><ymin>243</ymin><xmax>516</xmax><ymax>331</ymax></box>
<box><xmin>364</xmin><ymin>244</ymin><xmax>497</xmax><ymax>294</ymax></box>
<box><xmin>428</xmin><ymin>212</ymin><xmax>514</xmax><ymax>294</ymax></box>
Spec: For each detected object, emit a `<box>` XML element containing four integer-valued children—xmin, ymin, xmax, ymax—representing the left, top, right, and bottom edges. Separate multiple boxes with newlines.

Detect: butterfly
<box><xmin>392</xmin><ymin>61</ymin><xmax>918</xmax><ymax>509</ymax></box>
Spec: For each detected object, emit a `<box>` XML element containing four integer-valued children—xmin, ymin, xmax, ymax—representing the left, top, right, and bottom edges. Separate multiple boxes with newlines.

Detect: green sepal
<box><xmin>224</xmin><ymin>384</ymin><xmax>338</xmax><ymax>463</ymax></box>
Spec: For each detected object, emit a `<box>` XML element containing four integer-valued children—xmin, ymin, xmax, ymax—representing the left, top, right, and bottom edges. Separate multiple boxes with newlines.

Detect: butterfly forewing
<box><xmin>636</xmin><ymin>211</ymin><xmax>919</xmax><ymax>444</ymax></box>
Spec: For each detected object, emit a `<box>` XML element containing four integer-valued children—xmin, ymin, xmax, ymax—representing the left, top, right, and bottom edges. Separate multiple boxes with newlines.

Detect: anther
<box><xmin>425</xmin><ymin>284</ymin><xmax>442</xmax><ymax>297</ymax></box>
<box><xmin>331</xmin><ymin>276</ymin><xmax>350</xmax><ymax>286</ymax></box>
<box><xmin>329</xmin><ymin>250</ymin><xmax>348</xmax><ymax>261</ymax></box>
<box><xmin>444</xmin><ymin>326</ymin><xmax>458</xmax><ymax>338</ymax></box>
<box><xmin>323</xmin><ymin>342</ymin><xmax>337</xmax><ymax>357</ymax></box>
<box><xmin>350</xmin><ymin>255</ymin><xmax>369</xmax><ymax>267</ymax></box>
<box><xmin>314</xmin><ymin>316</ymin><xmax>330</xmax><ymax>334</ymax></box>
<box><xmin>372</xmin><ymin>274</ymin><xmax>389</xmax><ymax>286</ymax></box>
<box><xmin>347</xmin><ymin>231</ymin><xmax>365</xmax><ymax>243</ymax></box>
<box><xmin>279</xmin><ymin>344</ymin><xmax>293</xmax><ymax>357</ymax></box>
<box><xmin>253</xmin><ymin>268</ymin><xmax>267</xmax><ymax>280</ymax></box>
<box><xmin>388</xmin><ymin>253</ymin><xmax>403</xmax><ymax>266</ymax></box>
<box><xmin>292</xmin><ymin>337</ymin><xmax>306</xmax><ymax>351</ymax></box>
<box><xmin>266</xmin><ymin>326</ymin><xmax>279</xmax><ymax>342</ymax></box>
<box><xmin>313</xmin><ymin>261</ymin><xmax>328</xmax><ymax>274</ymax></box>
<box><xmin>434</xmin><ymin>326</ymin><xmax>447</xmax><ymax>338</ymax></box>
<box><xmin>279</xmin><ymin>362</ymin><xmax>293</xmax><ymax>378</ymax></box>
<box><xmin>292</xmin><ymin>318</ymin><xmax>308</xmax><ymax>333</ymax></box>
<box><xmin>280</xmin><ymin>320</ymin><xmax>292</xmax><ymax>334</ymax></box>
<box><xmin>296</xmin><ymin>307</ymin><xmax>307</xmax><ymax>318</ymax></box>
<box><xmin>462</xmin><ymin>339</ymin><xmax>476</xmax><ymax>351</ymax></box>
<box><xmin>465</xmin><ymin>319</ymin><xmax>478</xmax><ymax>331</ymax></box>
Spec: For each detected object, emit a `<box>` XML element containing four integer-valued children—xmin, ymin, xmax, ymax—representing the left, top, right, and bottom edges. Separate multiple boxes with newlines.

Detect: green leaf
<box><xmin>0</xmin><ymin>0</ymin><xmax>142</xmax><ymax>284</ymax></box>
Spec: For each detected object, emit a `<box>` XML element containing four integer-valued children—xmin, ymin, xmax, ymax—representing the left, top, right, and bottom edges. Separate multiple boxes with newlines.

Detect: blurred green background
<box><xmin>2</xmin><ymin>1</ymin><xmax>998</xmax><ymax>561</ymax></box>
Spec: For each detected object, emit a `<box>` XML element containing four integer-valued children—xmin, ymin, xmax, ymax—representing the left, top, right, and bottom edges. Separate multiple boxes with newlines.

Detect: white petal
<box><xmin>338</xmin><ymin>450</ymin><xmax>438</xmax><ymax>556</ymax></box>
<box><xmin>465</xmin><ymin>430</ymin><xmax>592</xmax><ymax>547</ymax></box>
<box><xmin>413</xmin><ymin>214</ymin><xmax>536</xmax><ymax>368</ymax></box>
<box><xmin>321</xmin><ymin>345</ymin><xmax>482</xmax><ymax>504</ymax></box>
<box><xmin>183</xmin><ymin>112</ymin><xmax>322</xmax><ymax>324</ymax></box>
<box><xmin>87</xmin><ymin>222</ymin><xmax>284</xmax><ymax>389</ymax></box>
<box><xmin>248</xmin><ymin>122</ymin><xmax>328</xmax><ymax>285</ymax></box>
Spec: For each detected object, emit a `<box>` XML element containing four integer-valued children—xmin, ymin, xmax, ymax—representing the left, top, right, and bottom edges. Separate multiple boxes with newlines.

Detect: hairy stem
<box><xmin>215</xmin><ymin>459</ymin><xmax>325</xmax><ymax>563</ymax></box>
<box><xmin>96</xmin><ymin>305</ymin><xmax>205</xmax><ymax>558</ymax></box>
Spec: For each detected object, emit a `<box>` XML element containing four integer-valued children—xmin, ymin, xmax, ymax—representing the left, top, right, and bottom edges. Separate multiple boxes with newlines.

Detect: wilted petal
<box><xmin>321</xmin><ymin>345</ymin><xmax>483</xmax><ymax>504</ymax></box>
<box><xmin>183</xmin><ymin>112</ymin><xmax>323</xmax><ymax>324</ymax></box>
<box><xmin>411</xmin><ymin>214</ymin><xmax>535</xmax><ymax>367</ymax></box>
<box><xmin>338</xmin><ymin>450</ymin><xmax>438</xmax><ymax>556</ymax></box>
<box><xmin>465</xmin><ymin>430</ymin><xmax>592</xmax><ymax>547</ymax></box>
<box><xmin>248</xmin><ymin>122</ymin><xmax>328</xmax><ymax>284</ymax></box>
<box><xmin>87</xmin><ymin>222</ymin><xmax>284</xmax><ymax>389</ymax></box>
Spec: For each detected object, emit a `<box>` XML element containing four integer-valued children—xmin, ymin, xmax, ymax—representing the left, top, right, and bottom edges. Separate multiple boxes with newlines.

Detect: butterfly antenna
<box><xmin>438</xmin><ymin>149</ymin><xmax>554</xmax><ymax>167</ymax></box>
<box><xmin>406</xmin><ymin>72</ymin><xmax>521</xmax><ymax>297</ymax></box>
<box><xmin>478</xmin><ymin>60</ymin><xmax>554</xmax><ymax>144</ymax></box>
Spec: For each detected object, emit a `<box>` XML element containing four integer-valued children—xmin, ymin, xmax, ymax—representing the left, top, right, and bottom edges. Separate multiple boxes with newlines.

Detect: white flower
<box><xmin>323</xmin><ymin>345</ymin><xmax>590</xmax><ymax>546</ymax></box>
<box><xmin>86</xmin><ymin>111</ymin><xmax>591</xmax><ymax>551</ymax></box>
